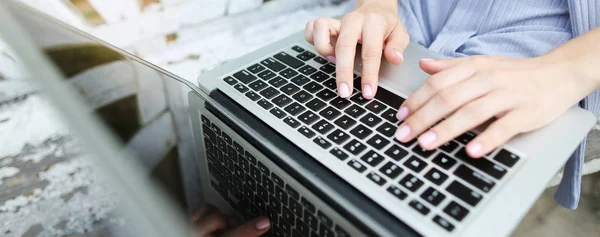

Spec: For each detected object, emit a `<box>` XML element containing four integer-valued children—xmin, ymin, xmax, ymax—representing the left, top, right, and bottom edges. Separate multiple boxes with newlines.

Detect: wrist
<box><xmin>355</xmin><ymin>0</ymin><xmax>398</xmax><ymax>12</ymax></box>
<box><xmin>538</xmin><ymin>51</ymin><xmax>600</xmax><ymax>91</ymax></box>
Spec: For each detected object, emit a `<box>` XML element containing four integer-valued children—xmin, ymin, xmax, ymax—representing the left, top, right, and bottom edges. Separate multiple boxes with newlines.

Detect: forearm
<box><xmin>541</xmin><ymin>27</ymin><xmax>600</xmax><ymax>91</ymax></box>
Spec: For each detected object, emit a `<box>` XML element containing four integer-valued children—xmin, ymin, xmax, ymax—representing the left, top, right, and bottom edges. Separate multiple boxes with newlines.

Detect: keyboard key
<box><xmin>315</xmin><ymin>89</ymin><xmax>337</xmax><ymax>101</ymax></box>
<box><xmin>245</xmin><ymin>91</ymin><xmax>261</xmax><ymax>101</ymax></box>
<box><xmin>301</xmin><ymin>197</ymin><xmax>316</xmax><ymax>214</ymax></box>
<box><xmin>344</xmin><ymin>105</ymin><xmax>367</xmax><ymax>118</ymax></box>
<box><xmin>274</xmin><ymin>186</ymin><xmax>288</xmax><ymax>206</ymax></box>
<box><xmin>284</xmin><ymin>102</ymin><xmax>306</xmax><ymax>116</ymax></box>
<box><xmin>387</xmin><ymin>185</ymin><xmax>408</xmax><ymax>200</ymax></box>
<box><xmin>349</xmin><ymin>124</ymin><xmax>372</xmax><ymax>139</ymax></box>
<box><xmin>433</xmin><ymin>215</ymin><xmax>455</xmax><ymax>232</ymax></box>
<box><xmin>296</xmin><ymin>51</ymin><xmax>316</xmax><ymax>61</ymax></box>
<box><xmin>320</xmin><ymin>63</ymin><xmax>336</xmax><ymax>74</ymax></box>
<box><xmin>314</xmin><ymin>136</ymin><xmax>332</xmax><ymax>149</ymax></box>
<box><xmin>247</xmin><ymin>63</ymin><xmax>265</xmax><ymax>74</ymax></box>
<box><xmin>360</xmin><ymin>113</ymin><xmax>383</xmax><ymax>127</ymax></box>
<box><xmin>274</xmin><ymin>52</ymin><xmax>304</xmax><ymax>69</ymax></box>
<box><xmin>316</xmin><ymin>210</ymin><xmax>333</xmax><ymax>228</ymax></box>
<box><xmin>432</xmin><ymin>153</ymin><xmax>457</xmax><ymax>170</ymax></box>
<box><xmin>292</xmin><ymin>46</ymin><xmax>305</xmax><ymax>52</ymax></box>
<box><xmin>292</xmin><ymin>90</ymin><xmax>313</xmax><ymax>103</ymax></box>
<box><xmin>404</xmin><ymin>156</ymin><xmax>427</xmax><ymax>173</ymax></box>
<box><xmin>279</xmin><ymin>68</ymin><xmax>298</xmax><ymax>79</ymax></box>
<box><xmin>269</xmin><ymin>108</ymin><xmax>286</xmax><ymax>119</ymax></box>
<box><xmin>446</xmin><ymin>181</ymin><xmax>483</xmax><ymax>207</ymax></box>
<box><xmin>424</xmin><ymin>168</ymin><xmax>448</xmax><ymax>186</ymax></box>
<box><xmin>285</xmin><ymin>185</ymin><xmax>300</xmax><ymax>201</ymax></box>
<box><xmin>257</xmin><ymin>70</ymin><xmax>276</xmax><ymax>80</ymax></box>
<box><xmin>454</xmin><ymin>165</ymin><xmax>496</xmax><ymax>193</ymax></box>
<box><xmin>330</xmin><ymin>147</ymin><xmax>349</xmax><ymax>160</ymax></box>
<box><xmin>344</xmin><ymin>139</ymin><xmax>367</xmax><ymax>155</ymax></box>
<box><xmin>444</xmin><ymin>201</ymin><xmax>469</xmax><ymax>221</ymax></box>
<box><xmin>306</xmin><ymin>98</ymin><xmax>327</xmax><ymax>112</ymax></box>
<box><xmin>245</xmin><ymin>152</ymin><xmax>257</xmax><ymax>164</ymax></box>
<box><xmin>335</xmin><ymin>226</ymin><xmax>351</xmax><ymax>237</ymax></box>
<box><xmin>233</xmin><ymin>70</ymin><xmax>257</xmax><ymax>84</ymax></box>
<box><xmin>303</xmin><ymin>81</ymin><xmax>324</xmax><ymax>93</ymax></box>
<box><xmin>364</xmin><ymin>100</ymin><xmax>386</xmax><ymax>114</ymax></box>
<box><xmin>298</xmin><ymin>65</ymin><xmax>317</xmax><ymax>76</ymax></box>
<box><xmin>248</xmin><ymin>80</ymin><xmax>268</xmax><ymax>92</ymax></box>
<box><xmin>310</xmin><ymin>71</ymin><xmax>329</xmax><ymax>82</ymax></box>
<box><xmin>296</xmin><ymin>220</ymin><xmax>310</xmax><ymax>237</ymax></box>
<box><xmin>350</xmin><ymin>93</ymin><xmax>369</xmax><ymax>105</ymax></box>
<box><xmin>289</xmin><ymin>198</ymin><xmax>303</xmax><ymax>217</ymax></box>
<box><xmin>257</xmin><ymin>99</ymin><xmax>273</xmax><ymax>110</ymax></box>
<box><xmin>400</xmin><ymin>174</ymin><xmax>424</xmax><ymax>192</ymax></box>
<box><xmin>319</xmin><ymin>106</ymin><xmax>341</xmax><ymax>120</ymax></box>
<box><xmin>334</xmin><ymin>115</ymin><xmax>357</xmax><ymax>130</ymax></box>
<box><xmin>223</xmin><ymin>76</ymin><xmax>237</xmax><ymax>85</ymax></box>
<box><xmin>330</xmin><ymin>97</ymin><xmax>352</xmax><ymax>110</ymax></box>
<box><xmin>298</xmin><ymin>126</ymin><xmax>316</xmax><ymax>138</ymax></box>
<box><xmin>440</xmin><ymin>140</ymin><xmax>459</xmax><ymax>154</ymax></box>
<box><xmin>272</xmin><ymin>94</ymin><xmax>293</xmax><ymax>107</ymax></box>
<box><xmin>234</xmin><ymin>84</ymin><xmax>249</xmax><ymax>93</ymax></box>
<box><xmin>494</xmin><ymin>149</ymin><xmax>520</xmax><ymax>168</ymax></box>
<box><xmin>409</xmin><ymin>199</ymin><xmax>430</xmax><ymax>215</ymax></box>
<box><xmin>327</xmin><ymin>129</ymin><xmax>350</xmax><ymax>145</ymax></box>
<box><xmin>375</xmin><ymin>86</ymin><xmax>405</xmax><ymax>109</ymax></box>
<box><xmin>361</xmin><ymin>150</ymin><xmax>385</xmax><ymax>167</ymax></box>
<box><xmin>261</xmin><ymin>58</ymin><xmax>286</xmax><ymax>72</ymax></box>
<box><xmin>382</xmin><ymin>108</ymin><xmax>399</xmax><ymax>123</ymax></box>
<box><xmin>455</xmin><ymin>149</ymin><xmax>507</xmax><ymax>179</ymax></box>
<box><xmin>384</xmin><ymin>145</ymin><xmax>409</xmax><ymax>161</ymax></box>
<box><xmin>260</xmin><ymin>86</ymin><xmax>280</xmax><ymax>99</ymax></box>
<box><xmin>412</xmin><ymin>145</ymin><xmax>436</xmax><ymax>158</ymax></box>
<box><xmin>291</xmin><ymin>75</ymin><xmax>310</xmax><ymax>86</ymax></box>
<box><xmin>322</xmin><ymin>78</ymin><xmax>337</xmax><ymax>90</ymax></box>
<box><xmin>298</xmin><ymin>111</ymin><xmax>319</xmax><ymax>125</ymax></box>
<box><xmin>283</xmin><ymin>117</ymin><xmax>300</xmax><ymax>128</ymax></box>
<box><xmin>366</xmin><ymin>134</ymin><xmax>390</xmax><ymax>150</ymax></box>
<box><xmin>347</xmin><ymin>159</ymin><xmax>367</xmax><ymax>173</ymax></box>
<box><xmin>456</xmin><ymin>131</ymin><xmax>476</xmax><ymax>145</ymax></box>
<box><xmin>268</xmin><ymin>76</ymin><xmax>288</xmax><ymax>88</ymax></box>
<box><xmin>380</xmin><ymin>162</ymin><xmax>403</xmax><ymax>179</ymax></box>
<box><xmin>314</xmin><ymin>56</ymin><xmax>328</xmax><ymax>64</ymax></box>
<box><xmin>282</xmin><ymin>207</ymin><xmax>295</xmax><ymax>225</ymax></box>
<box><xmin>312</xmin><ymin>120</ymin><xmax>334</xmax><ymax>134</ymax></box>
<box><xmin>367</xmin><ymin>172</ymin><xmax>387</xmax><ymax>186</ymax></box>
<box><xmin>280</xmin><ymin>83</ymin><xmax>301</xmax><ymax>95</ymax></box>
<box><xmin>376</xmin><ymin>122</ymin><xmax>396</xmax><ymax>137</ymax></box>
<box><xmin>420</xmin><ymin>187</ymin><xmax>446</xmax><ymax>206</ymax></box>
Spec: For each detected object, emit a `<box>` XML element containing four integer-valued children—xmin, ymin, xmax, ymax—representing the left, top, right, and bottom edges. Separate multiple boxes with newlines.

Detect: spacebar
<box><xmin>352</xmin><ymin>78</ymin><xmax>405</xmax><ymax>108</ymax></box>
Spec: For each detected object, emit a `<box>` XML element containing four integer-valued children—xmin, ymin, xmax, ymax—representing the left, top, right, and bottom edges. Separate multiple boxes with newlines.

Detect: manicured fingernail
<box><xmin>255</xmin><ymin>217</ymin><xmax>270</xmax><ymax>230</ymax></box>
<box><xmin>396</xmin><ymin>107</ymin><xmax>409</xmax><ymax>121</ymax></box>
<box><xmin>395</xmin><ymin>50</ymin><xmax>404</xmax><ymax>62</ymax></box>
<box><xmin>395</xmin><ymin>125</ymin><xmax>411</xmax><ymax>141</ymax></box>
<box><xmin>326</xmin><ymin>56</ymin><xmax>336</xmax><ymax>63</ymax></box>
<box><xmin>362</xmin><ymin>85</ymin><xmax>373</xmax><ymax>99</ymax></box>
<box><xmin>338</xmin><ymin>83</ymin><xmax>351</xmax><ymax>98</ymax></box>
<box><xmin>418</xmin><ymin>131</ymin><xmax>437</xmax><ymax>147</ymax></box>
<box><xmin>421</xmin><ymin>58</ymin><xmax>435</xmax><ymax>62</ymax></box>
<box><xmin>467</xmin><ymin>142</ymin><xmax>483</xmax><ymax>156</ymax></box>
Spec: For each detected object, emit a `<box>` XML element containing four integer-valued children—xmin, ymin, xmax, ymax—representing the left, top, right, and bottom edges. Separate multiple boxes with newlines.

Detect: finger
<box><xmin>466</xmin><ymin>111</ymin><xmax>524</xmax><ymax>158</ymax></box>
<box><xmin>360</xmin><ymin>16</ymin><xmax>386</xmax><ymax>99</ymax></box>
<box><xmin>398</xmin><ymin>75</ymin><xmax>495</xmax><ymax>143</ymax></box>
<box><xmin>335</xmin><ymin>13</ymin><xmax>363</xmax><ymax>98</ymax></box>
<box><xmin>304</xmin><ymin>20</ymin><xmax>315</xmax><ymax>45</ymax></box>
<box><xmin>396</xmin><ymin>61</ymin><xmax>476</xmax><ymax>122</ymax></box>
<box><xmin>417</xmin><ymin>91</ymin><xmax>515</xmax><ymax>150</ymax></box>
<box><xmin>419</xmin><ymin>58</ymin><xmax>465</xmax><ymax>75</ymax></box>
<box><xmin>221</xmin><ymin>217</ymin><xmax>271</xmax><ymax>237</ymax></box>
<box><xmin>194</xmin><ymin>212</ymin><xmax>228</xmax><ymax>236</ymax></box>
<box><xmin>192</xmin><ymin>204</ymin><xmax>219</xmax><ymax>222</ymax></box>
<box><xmin>313</xmin><ymin>18</ymin><xmax>341</xmax><ymax>61</ymax></box>
<box><xmin>383</xmin><ymin>23</ymin><xmax>410</xmax><ymax>65</ymax></box>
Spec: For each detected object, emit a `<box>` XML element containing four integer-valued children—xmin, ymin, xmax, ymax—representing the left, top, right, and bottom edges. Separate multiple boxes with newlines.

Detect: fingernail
<box><xmin>418</xmin><ymin>131</ymin><xmax>437</xmax><ymax>147</ymax></box>
<box><xmin>467</xmin><ymin>142</ymin><xmax>483</xmax><ymax>156</ymax></box>
<box><xmin>395</xmin><ymin>124</ymin><xmax>411</xmax><ymax>141</ymax></box>
<box><xmin>395</xmin><ymin>50</ymin><xmax>404</xmax><ymax>62</ymax></box>
<box><xmin>421</xmin><ymin>58</ymin><xmax>435</xmax><ymax>62</ymax></box>
<box><xmin>338</xmin><ymin>83</ymin><xmax>351</xmax><ymax>98</ymax></box>
<box><xmin>396</xmin><ymin>107</ymin><xmax>409</xmax><ymax>121</ymax></box>
<box><xmin>362</xmin><ymin>85</ymin><xmax>373</xmax><ymax>99</ymax></box>
<box><xmin>255</xmin><ymin>217</ymin><xmax>270</xmax><ymax>230</ymax></box>
<box><xmin>326</xmin><ymin>56</ymin><xmax>336</xmax><ymax>63</ymax></box>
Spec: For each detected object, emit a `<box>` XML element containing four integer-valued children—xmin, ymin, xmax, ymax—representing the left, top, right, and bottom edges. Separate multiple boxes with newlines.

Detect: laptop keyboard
<box><xmin>220</xmin><ymin>45</ymin><xmax>522</xmax><ymax>233</ymax></box>
<box><xmin>202</xmin><ymin>116</ymin><xmax>352</xmax><ymax>237</ymax></box>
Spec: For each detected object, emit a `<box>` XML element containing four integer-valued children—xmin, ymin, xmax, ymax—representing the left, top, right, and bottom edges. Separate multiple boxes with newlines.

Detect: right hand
<box><xmin>192</xmin><ymin>204</ymin><xmax>271</xmax><ymax>237</ymax></box>
<box><xmin>304</xmin><ymin>0</ymin><xmax>409</xmax><ymax>99</ymax></box>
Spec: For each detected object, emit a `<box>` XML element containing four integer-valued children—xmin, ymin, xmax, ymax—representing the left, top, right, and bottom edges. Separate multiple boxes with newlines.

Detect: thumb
<box><xmin>383</xmin><ymin>23</ymin><xmax>410</xmax><ymax>65</ymax></box>
<box><xmin>221</xmin><ymin>217</ymin><xmax>270</xmax><ymax>237</ymax></box>
<box><xmin>419</xmin><ymin>57</ymin><xmax>465</xmax><ymax>75</ymax></box>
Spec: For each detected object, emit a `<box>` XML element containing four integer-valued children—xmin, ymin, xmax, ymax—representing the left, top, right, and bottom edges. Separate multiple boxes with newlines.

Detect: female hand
<box><xmin>394</xmin><ymin>56</ymin><xmax>599</xmax><ymax>158</ymax></box>
<box><xmin>192</xmin><ymin>204</ymin><xmax>270</xmax><ymax>237</ymax></box>
<box><xmin>304</xmin><ymin>0</ymin><xmax>408</xmax><ymax>99</ymax></box>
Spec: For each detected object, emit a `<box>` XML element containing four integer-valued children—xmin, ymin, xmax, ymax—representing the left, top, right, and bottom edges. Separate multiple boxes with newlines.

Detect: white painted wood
<box><xmin>227</xmin><ymin>0</ymin><xmax>263</xmax><ymax>15</ymax></box>
<box><xmin>88</xmin><ymin>0</ymin><xmax>141</xmax><ymax>24</ymax></box>
<box><xmin>16</xmin><ymin>0</ymin><xmax>89</xmax><ymax>29</ymax></box>
<box><xmin>126</xmin><ymin>111</ymin><xmax>177</xmax><ymax>171</ymax></box>
<box><xmin>133</xmin><ymin>61</ymin><xmax>168</xmax><ymax>124</ymax></box>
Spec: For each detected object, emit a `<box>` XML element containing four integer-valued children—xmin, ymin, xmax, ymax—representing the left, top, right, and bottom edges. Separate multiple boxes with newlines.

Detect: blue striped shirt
<box><xmin>346</xmin><ymin>0</ymin><xmax>600</xmax><ymax>209</ymax></box>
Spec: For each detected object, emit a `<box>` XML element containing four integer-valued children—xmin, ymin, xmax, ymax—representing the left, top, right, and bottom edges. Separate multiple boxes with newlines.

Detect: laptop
<box><xmin>1</xmin><ymin>1</ymin><xmax>596</xmax><ymax>237</ymax></box>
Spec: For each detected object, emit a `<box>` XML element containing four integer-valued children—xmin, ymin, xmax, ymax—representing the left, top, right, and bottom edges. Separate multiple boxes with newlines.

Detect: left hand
<box><xmin>394</xmin><ymin>55</ymin><xmax>596</xmax><ymax>158</ymax></box>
